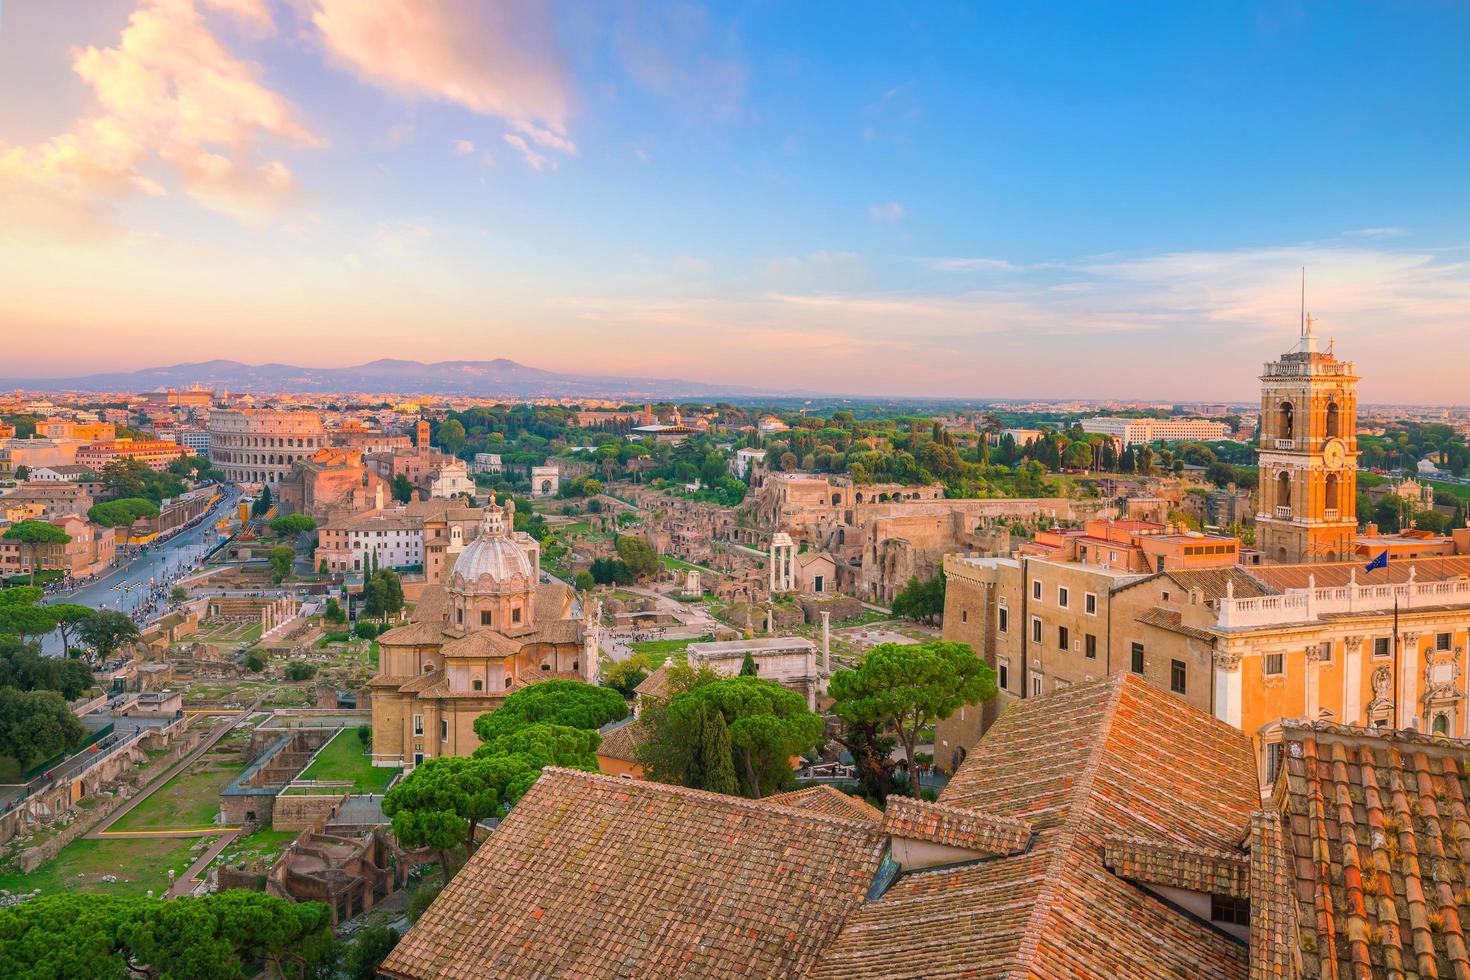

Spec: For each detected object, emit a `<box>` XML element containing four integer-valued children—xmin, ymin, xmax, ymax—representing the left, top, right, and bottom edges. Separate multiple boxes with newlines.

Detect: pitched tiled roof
<box><xmin>1166</xmin><ymin>566</ymin><xmax>1278</xmax><ymax>602</ymax></box>
<box><xmin>594</xmin><ymin>717</ymin><xmax>649</xmax><ymax>763</ymax></box>
<box><xmin>1137</xmin><ymin>605</ymin><xmax>1217</xmax><ymax>642</ymax></box>
<box><xmin>766</xmin><ymin>785</ymin><xmax>883</xmax><ymax>823</ymax></box>
<box><xmin>409</xmin><ymin>585</ymin><xmax>451</xmax><ymax>625</ymax></box>
<box><xmin>378</xmin><ymin>621</ymin><xmax>447</xmax><ymax>646</ymax></box>
<box><xmin>534</xmin><ymin>581</ymin><xmax>573</xmax><ymax>619</ymax></box>
<box><xmin>1277</xmin><ymin>724</ymin><xmax>1470</xmax><ymax>980</ymax></box>
<box><xmin>881</xmin><ymin>796</ymin><xmax>1032</xmax><ymax>855</ymax></box>
<box><xmin>1248</xmin><ymin>810</ymin><xmax>1299</xmax><ymax>980</ymax></box>
<box><xmin>811</xmin><ymin>674</ymin><xmax>1259</xmax><ymax>979</ymax></box>
<box><xmin>1102</xmin><ymin>834</ymin><xmax>1248</xmax><ymax>898</ymax></box>
<box><xmin>522</xmin><ymin>617</ymin><xmax>582</xmax><ymax>645</ymax></box>
<box><xmin>379</xmin><ymin>768</ymin><xmax>886</xmax><ymax>979</ymax></box>
<box><xmin>633</xmin><ymin>662</ymin><xmax>671</xmax><ymax>699</ymax></box>
<box><xmin>1248</xmin><ymin>555</ymin><xmax>1470</xmax><ymax>591</ymax></box>
<box><xmin>440</xmin><ymin>630</ymin><xmax>522</xmax><ymax>659</ymax></box>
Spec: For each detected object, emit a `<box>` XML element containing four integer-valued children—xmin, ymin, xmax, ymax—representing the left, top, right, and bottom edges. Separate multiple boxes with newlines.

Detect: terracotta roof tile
<box><xmin>1137</xmin><ymin>605</ymin><xmax>1218</xmax><ymax>642</ymax></box>
<box><xmin>766</xmin><ymin>785</ymin><xmax>884</xmax><ymax>823</ymax></box>
<box><xmin>881</xmin><ymin>796</ymin><xmax>1032</xmax><ymax>855</ymax></box>
<box><xmin>1102</xmin><ymin>834</ymin><xmax>1249</xmax><ymax>897</ymax></box>
<box><xmin>595</xmin><ymin>718</ymin><xmax>650</xmax><ymax>764</ymax></box>
<box><xmin>380</xmin><ymin>768</ymin><xmax>885</xmax><ymax>979</ymax></box>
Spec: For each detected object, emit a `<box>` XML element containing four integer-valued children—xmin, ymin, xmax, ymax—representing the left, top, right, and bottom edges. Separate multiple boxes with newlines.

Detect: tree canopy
<box><xmin>76</xmin><ymin>610</ymin><xmax>141</xmax><ymax>662</ymax></box>
<box><xmin>2</xmin><ymin>520</ymin><xmax>72</xmax><ymax>584</ymax></box>
<box><xmin>0</xmin><ymin>686</ymin><xmax>87</xmax><ymax>768</ymax></box>
<box><xmin>829</xmin><ymin>640</ymin><xmax>997</xmax><ymax>797</ymax></box>
<box><xmin>270</xmin><ymin>513</ymin><xmax>317</xmax><ymax>537</ymax></box>
<box><xmin>638</xmin><ymin>675</ymin><xmax>824</xmax><ymax>799</ymax></box>
<box><xmin>471</xmin><ymin>679</ymin><xmax>628</xmax><ymax>744</ymax></box>
<box><xmin>0</xmin><ymin>635</ymin><xmax>94</xmax><ymax>700</ymax></box>
<box><xmin>0</xmin><ymin>891</ymin><xmax>335</xmax><ymax>980</ymax></box>
<box><xmin>87</xmin><ymin>497</ymin><xmax>160</xmax><ymax>528</ymax></box>
<box><xmin>890</xmin><ymin>573</ymin><xmax>946</xmax><ymax>624</ymax></box>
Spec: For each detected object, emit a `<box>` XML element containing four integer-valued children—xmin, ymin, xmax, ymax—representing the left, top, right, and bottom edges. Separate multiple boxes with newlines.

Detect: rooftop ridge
<box><xmin>535</xmin><ymin>766</ymin><xmax>888</xmax><ymax>833</ymax></box>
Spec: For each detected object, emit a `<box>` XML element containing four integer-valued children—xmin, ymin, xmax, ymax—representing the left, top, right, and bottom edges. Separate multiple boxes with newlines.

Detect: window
<box><xmin>1058</xmin><ymin>626</ymin><xmax>1070</xmax><ymax>651</ymax></box>
<box><xmin>512</xmin><ymin>608</ymin><xmax>522</xmax><ymax>624</ymax></box>
<box><xmin>1265</xmin><ymin>653</ymin><xmax>1284</xmax><ymax>676</ymax></box>
<box><xmin>413</xmin><ymin>714</ymin><xmax>423</xmax><ymax>736</ymax></box>
<box><xmin>1085</xmin><ymin>633</ymin><xmax>1097</xmax><ymax>659</ymax></box>
<box><xmin>1438</xmin><ymin>632</ymin><xmax>1453</xmax><ymax>651</ymax></box>
<box><xmin>440</xmin><ymin>719</ymin><xmax>448</xmax><ymax>741</ymax></box>
<box><xmin>998</xmin><ymin>606</ymin><xmax>1009</xmax><ymax>634</ymax></box>
<box><xmin>1032</xmin><ymin>579</ymin><xmax>1042</xmax><ymax>601</ymax></box>
<box><xmin>1210</xmin><ymin>894</ymin><xmax>1250</xmax><ymax>927</ymax></box>
<box><xmin>961</xmin><ymin>610</ymin><xmax>968</xmax><ymax>624</ymax></box>
<box><xmin>1374</xmin><ymin>637</ymin><xmax>1391</xmax><ymax>658</ymax></box>
<box><xmin>1264</xmin><ymin>742</ymin><xmax>1284</xmax><ymax>785</ymax></box>
<box><xmin>998</xmin><ymin>660</ymin><xmax>1009</xmax><ymax>689</ymax></box>
<box><xmin>1170</xmin><ymin>660</ymin><xmax>1187</xmax><ymax>694</ymax></box>
<box><xmin>480</xmin><ymin>610</ymin><xmax>492</xmax><ymax>626</ymax></box>
<box><xmin>456</xmin><ymin>608</ymin><xmax>463</xmax><ymax>625</ymax></box>
<box><xmin>1058</xmin><ymin>586</ymin><xmax>1069</xmax><ymax>609</ymax></box>
<box><xmin>1317</xmin><ymin>642</ymin><xmax>1332</xmax><ymax>663</ymax></box>
<box><xmin>472</xmin><ymin>679</ymin><xmax>483</xmax><ymax>691</ymax></box>
<box><xmin>1031</xmin><ymin>675</ymin><xmax>1043</xmax><ymax>696</ymax></box>
<box><xmin>1084</xmin><ymin>592</ymin><xmax>1097</xmax><ymax>615</ymax></box>
<box><xmin>1031</xmin><ymin>617</ymin><xmax>1043</xmax><ymax>644</ymax></box>
<box><xmin>1130</xmin><ymin>643</ymin><xmax>1144</xmax><ymax>674</ymax></box>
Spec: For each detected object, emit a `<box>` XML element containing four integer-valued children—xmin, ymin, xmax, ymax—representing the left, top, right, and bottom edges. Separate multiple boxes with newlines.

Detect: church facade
<box><xmin>369</xmin><ymin>496</ymin><xmax>599</xmax><ymax>770</ymax></box>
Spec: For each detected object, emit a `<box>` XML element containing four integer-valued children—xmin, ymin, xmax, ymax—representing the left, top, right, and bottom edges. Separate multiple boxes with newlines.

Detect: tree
<box><xmin>382</xmin><ymin>755</ymin><xmax>531</xmax><ymax>880</ymax></box>
<box><xmin>0</xmin><ymin>635</ymin><xmax>94</xmax><ymax>699</ymax></box>
<box><xmin>694</xmin><ymin>702</ymin><xmax>740</xmax><ymax>795</ymax></box>
<box><xmin>285</xmin><ymin>661</ymin><xmax>317</xmax><ymax>681</ymax></box>
<box><xmin>437</xmin><ymin>418</ymin><xmax>467</xmax><ymax>455</ymax></box>
<box><xmin>0</xmin><ymin>891</ymin><xmax>335</xmax><ymax>980</ymax></box>
<box><xmin>0</xmin><ymin>687</ymin><xmax>87</xmax><ymax>768</ymax></box>
<box><xmin>270</xmin><ymin>514</ymin><xmax>317</xmax><ymax>537</ymax></box>
<box><xmin>252</xmin><ymin>484</ymin><xmax>273</xmax><ymax>516</ymax></box>
<box><xmin>392</xmin><ymin>473</ymin><xmax>414</xmax><ymax>504</ymax></box>
<box><xmin>357</xmin><ymin>723</ymin><xmax>372</xmax><ymax>747</ymax></box>
<box><xmin>354</xmin><ymin>620</ymin><xmax>377</xmax><ymax>641</ymax></box>
<box><xmin>47</xmin><ymin>603</ymin><xmax>94</xmax><ymax>655</ymax></box>
<box><xmin>0</xmin><ymin>600</ymin><xmax>59</xmax><ymax>641</ymax></box>
<box><xmin>614</xmin><ymin>535</ymin><xmax>660</xmax><ymax>579</ymax></box>
<box><xmin>2</xmin><ymin>520</ymin><xmax>71</xmax><ymax>585</ymax></box>
<box><xmin>169</xmin><ymin>585</ymin><xmax>188</xmax><ymax>604</ymax></box>
<box><xmin>268</xmin><ymin>545</ymin><xmax>294</xmax><ymax>583</ymax></box>
<box><xmin>602</xmin><ymin>653</ymin><xmax>652</xmax><ymax>698</ymax></box>
<box><xmin>472</xmin><ymin>679</ymin><xmax>628</xmax><ymax>745</ymax></box>
<box><xmin>829</xmin><ymin>640</ymin><xmax>997</xmax><ymax>797</ymax></box>
<box><xmin>639</xmin><ymin>676</ymin><xmax>824</xmax><ymax>799</ymax></box>
<box><xmin>739</xmin><ymin>651</ymin><xmax>758</xmax><ymax>676</ymax></box>
<box><xmin>344</xmin><ymin>925</ymin><xmax>400</xmax><ymax>980</ymax></box>
<box><xmin>573</xmin><ymin>570</ymin><xmax>595</xmax><ymax>592</ymax></box>
<box><xmin>87</xmin><ymin>498</ymin><xmax>160</xmax><ymax>528</ymax></box>
<box><xmin>12</xmin><ymin>464</ymin><xmax>28</xmax><ymax>481</ymax></box>
<box><xmin>324</xmin><ymin>597</ymin><xmax>347</xmax><ymax>625</ymax></box>
<box><xmin>890</xmin><ymin>573</ymin><xmax>946</xmax><ymax>624</ymax></box>
<box><xmin>244</xmin><ymin>651</ymin><xmax>266</xmax><ymax>672</ymax></box>
<box><xmin>779</xmin><ymin>451</ymin><xmax>799</xmax><ymax>471</ymax></box>
<box><xmin>76</xmin><ymin>610</ymin><xmax>140</xmax><ymax>662</ymax></box>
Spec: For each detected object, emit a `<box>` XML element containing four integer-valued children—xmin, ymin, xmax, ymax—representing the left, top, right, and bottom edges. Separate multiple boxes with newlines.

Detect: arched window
<box><xmin>1325</xmin><ymin>401</ymin><xmax>1341</xmax><ymax>439</ymax></box>
<box><xmin>1434</xmin><ymin>713</ymin><xmax>1450</xmax><ymax>736</ymax></box>
<box><xmin>1276</xmin><ymin>471</ymin><xmax>1291</xmax><ymax>510</ymax></box>
<box><xmin>1280</xmin><ymin>401</ymin><xmax>1295</xmax><ymax>440</ymax></box>
<box><xmin>1325</xmin><ymin>473</ymin><xmax>1339</xmax><ymax>511</ymax></box>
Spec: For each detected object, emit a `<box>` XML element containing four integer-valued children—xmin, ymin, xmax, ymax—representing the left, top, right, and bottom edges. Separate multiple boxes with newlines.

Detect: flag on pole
<box><xmin>1365</xmin><ymin>550</ymin><xmax>1389</xmax><ymax>573</ymax></box>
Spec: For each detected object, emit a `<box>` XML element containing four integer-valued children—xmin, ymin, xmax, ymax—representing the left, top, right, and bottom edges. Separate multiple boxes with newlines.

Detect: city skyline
<box><xmin>3</xmin><ymin>1</ymin><xmax>1470</xmax><ymax>402</ymax></box>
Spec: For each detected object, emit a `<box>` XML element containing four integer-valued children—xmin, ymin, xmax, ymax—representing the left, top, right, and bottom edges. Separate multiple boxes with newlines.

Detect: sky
<box><xmin>1</xmin><ymin>1</ymin><xmax>1469</xmax><ymax>403</ymax></box>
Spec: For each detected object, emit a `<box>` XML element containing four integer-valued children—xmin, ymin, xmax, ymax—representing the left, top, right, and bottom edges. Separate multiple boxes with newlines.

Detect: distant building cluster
<box><xmin>1079</xmin><ymin>415</ymin><xmax>1233</xmax><ymax>446</ymax></box>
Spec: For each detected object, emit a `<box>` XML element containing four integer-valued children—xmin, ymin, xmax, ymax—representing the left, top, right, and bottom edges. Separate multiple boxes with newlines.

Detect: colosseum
<box><xmin>209</xmin><ymin>409</ymin><xmax>329</xmax><ymax>485</ymax></box>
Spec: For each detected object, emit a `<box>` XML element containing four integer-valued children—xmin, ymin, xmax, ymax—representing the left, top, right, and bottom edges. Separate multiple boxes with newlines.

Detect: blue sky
<box><xmin>2</xmin><ymin>1</ymin><xmax>1468</xmax><ymax>401</ymax></box>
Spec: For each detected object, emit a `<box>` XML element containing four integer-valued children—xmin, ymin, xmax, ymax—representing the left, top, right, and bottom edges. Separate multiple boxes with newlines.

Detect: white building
<box><xmin>730</xmin><ymin>448</ymin><xmax>766</xmax><ymax>479</ymax></box>
<box><xmin>322</xmin><ymin>513</ymin><xmax>424</xmax><ymax>572</ymax></box>
<box><xmin>428</xmin><ymin>459</ymin><xmax>476</xmax><ymax>500</ymax></box>
<box><xmin>1080</xmin><ymin>416</ymin><xmax>1232</xmax><ymax>447</ymax></box>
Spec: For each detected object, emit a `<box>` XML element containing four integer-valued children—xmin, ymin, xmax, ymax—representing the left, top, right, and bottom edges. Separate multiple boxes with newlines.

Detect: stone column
<box><xmin>821</xmin><ymin>611</ymin><xmax>831</xmax><ymax>676</ymax></box>
<box><xmin>1401</xmin><ymin>632</ymin><xmax>1421</xmax><ymax>729</ymax></box>
<box><xmin>1343</xmin><ymin>635</ymin><xmax>1362</xmax><ymax>725</ymax></box>
<box><xmin>768</xmin><ymin>544</ymin><xmax>776</xmax><ymax>593</ymax></box>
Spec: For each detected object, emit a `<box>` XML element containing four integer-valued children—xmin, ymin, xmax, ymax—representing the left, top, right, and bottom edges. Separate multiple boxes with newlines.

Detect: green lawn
<box><xmin>660</xmin><ymin>555</ymin><xmax>713</xmax><ymax>573</ymax></box>
<box><xmin>0</xmin><ymin>835</ymin><xmax>216</xmax><ymax>898</ymax></box>
<box><xmin>208</xmin><ymin>827</ymin><xmax>296</xmax><ymax>872</ymax></box>
<box><xmin>628</xmin><ymin>637</ymin><xmax>702</xmax><ymax>667</ymax></box>
<box><xmin>110</xmin><ymin>746</ymin><xmax>246</xmax><ymax>831</ymax></box>
<box><xmin>296</xmin><ymin>728</ymin><xmax>398</xmax><ymax>793</ymax></box>
<box><xmin>369</xmin><ymin>640</ymin><xmax>380</xmax><ymax>669</ymax></box>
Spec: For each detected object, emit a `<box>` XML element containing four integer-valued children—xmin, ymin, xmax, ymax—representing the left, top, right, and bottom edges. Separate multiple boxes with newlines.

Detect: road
<box><xmin>39</xmin><ymin>486</ymin><xmax>241</xmax><ymax>654</ymax></box>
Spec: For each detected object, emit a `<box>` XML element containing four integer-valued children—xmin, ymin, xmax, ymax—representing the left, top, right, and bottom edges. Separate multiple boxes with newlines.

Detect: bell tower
<box><xmin>1256</xmin><ymin>312</ymin><xmax>1359</xmax><ymax>564</ymax></box>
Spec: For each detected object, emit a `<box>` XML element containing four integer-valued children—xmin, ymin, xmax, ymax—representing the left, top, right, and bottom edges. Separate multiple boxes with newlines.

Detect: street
<box><xmin>39</xmin><ymin>486</ymin><xmax>241</xmax><ymax>655</ymax></box>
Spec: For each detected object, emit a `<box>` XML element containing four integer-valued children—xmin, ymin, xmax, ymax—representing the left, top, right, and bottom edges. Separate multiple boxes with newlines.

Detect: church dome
<box><xmin>451</xmin><ymin>500</ymin><xmax>533</xmax><ymax>593</ymax></box>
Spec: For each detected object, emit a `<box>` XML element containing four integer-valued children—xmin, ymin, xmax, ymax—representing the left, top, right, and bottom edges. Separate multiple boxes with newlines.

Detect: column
<box><xmin>768</xmin><ymin>543</ymin><xmax>776</xmax><ymax>593</ymax></box>
<box><xmin>1343</xmin><ymin>635</ymin><xmax>1362</xmax><ymax>725</ymax></box>
<box><xmin>1213</xmin><ymin>649</ymin><xmax>1242</xmax><ymax>729</ymax></box>
<box><xmin>1305</xmin><ymin>645</ymin><xmax>1323</xmax><ymax>720</ymax></box>
<box><xmin>821</xmin><ymin>611</ymin><xmax>831</xmax><ymax>676</ymax></box>
<box><xmin>1400</xmin><ymin>632</ymin><xmax>1421</xmax><ymax>730</ymax></box>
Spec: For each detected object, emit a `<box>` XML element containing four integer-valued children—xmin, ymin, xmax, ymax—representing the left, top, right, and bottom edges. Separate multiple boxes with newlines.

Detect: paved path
<box><xmin>88</xmin><ymin>696</ymin><xmax>262</xmax><ymax>838</ymax></box>
<box><xmin>168</xmin><ymin>829</ymin><xmax>241</xmax><ymax>898</ymax></box>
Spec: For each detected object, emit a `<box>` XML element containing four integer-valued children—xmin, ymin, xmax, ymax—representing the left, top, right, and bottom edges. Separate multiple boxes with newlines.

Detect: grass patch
<box><xmin>297</xmin><ymin>729</ymin><xmax>398</xmax><ymax>793</ymax></box>
<box><xmin>0</xmin><ymin>835</ymin><xmax>216</xmax><ymax>898</ymax></box>
<box><xmin>628</xmin><ymin>636</ymin><xmax>702</xmax><ymax>668</ymax></box>
<box><xmin>369</xmin><ymin>640</ymin><xmax>379</xmax><ymax>669</ymax></box>
<box><xmin>660</xmin><ymin>555</ymin><xmax>712</xmax><ymax>573</ymax></box>
<box><xmin>208</xmin><ymin>827</ymin><xmax>296</xmax><ymax>872</ymax></box>
<box><xmin>109</xmin><ymin>746</ymin><xmax>246</xmax><ymax>831</ymax></box>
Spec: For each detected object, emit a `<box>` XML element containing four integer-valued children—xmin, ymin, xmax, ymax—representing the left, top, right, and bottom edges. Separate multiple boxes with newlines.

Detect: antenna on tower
<box><xmin>1300</xmin><ymin>267</ymin><xmax>1306</xmax><ymax>339</ymax></box>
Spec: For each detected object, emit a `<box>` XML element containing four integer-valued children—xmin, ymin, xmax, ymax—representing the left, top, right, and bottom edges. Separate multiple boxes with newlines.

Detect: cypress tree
<box><xmin>739</xmin><ymin>651</ymin><xmax>758</xmax><ymax>676</ymax></box>
<box><xmin>685</xmin><ymin>703</ymin><xmax>709</xmax><ymax>790</ymax></box>
<box><xmin>700</xmin><ymin>708</ymin><xmax>740</xmax><ymax>796</ymax></box>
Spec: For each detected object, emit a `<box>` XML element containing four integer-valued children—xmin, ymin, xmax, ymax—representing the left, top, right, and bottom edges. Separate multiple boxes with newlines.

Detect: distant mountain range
<box><xmin>1</xmin><ymin>359</ymin><xmax>800</xmax><ymax>399</ymax></box>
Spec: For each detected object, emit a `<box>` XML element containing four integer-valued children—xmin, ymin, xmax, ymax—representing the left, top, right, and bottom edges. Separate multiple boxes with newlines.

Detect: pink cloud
<box><xmin>311</xmin><ymin>1</ymin><xmax>572</xmax><ymax>136</ymax></box>
<box><xmin>0</xmin><ymin>0</ymin><xmax>320</xmax><ymax>235</ymax></box>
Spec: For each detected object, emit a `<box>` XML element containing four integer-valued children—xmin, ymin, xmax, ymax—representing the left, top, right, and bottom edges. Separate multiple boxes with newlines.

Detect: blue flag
<box><xmin>1365</xmin><ymin>550</ymin><xmax>1389</xmax><ymax>573</ymax></box>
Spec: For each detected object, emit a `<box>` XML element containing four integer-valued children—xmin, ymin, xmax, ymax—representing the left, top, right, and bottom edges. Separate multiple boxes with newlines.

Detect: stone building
<box><xmin>275</xmin><ymin>447</ymin><xmax>388</xmax><ymax>522</ymax></box>
<box><xmin>209</xmin><ymin>409</ymin><xmax>328</xmax><ymax>485</ymax></box>
<box><xmin>369</xmin><ymin>495</ymin><xmax>597</xmax><ymax>770</ymax></box>
<box><xmin>530</xmin><ymin>465</ymin><xmax>559</xmax><ymax>498</ymax></box>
